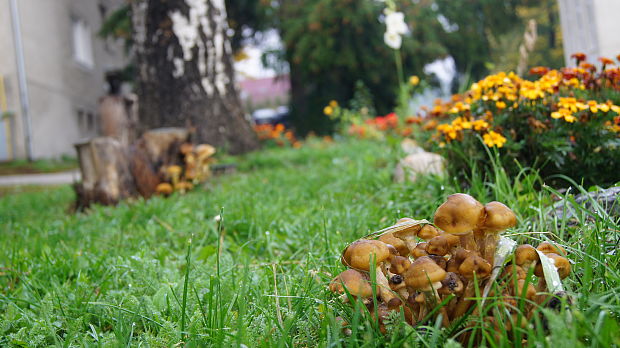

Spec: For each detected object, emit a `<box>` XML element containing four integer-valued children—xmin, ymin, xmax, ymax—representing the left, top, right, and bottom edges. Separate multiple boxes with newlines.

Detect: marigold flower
<box><xmin>482</xmin><ymin>130</ymin><xmax>507</xmax><ymax>148</ymax></box>
<box><xmin>409</xmin><ymin>75</ymin><xmax>420</xmax><ymax>86</ymax></box>
<box><xmin>495</xmin><ymin>101</ymin><xmax>507</xmax><ymax>109</ymax></box>
<box><xmin>472</xmin><ymin>119</ymin><xmax>489</xmax><ymax>131</ymax></box>
<box><xmin>329</xmin><ymin>100</ymin><xmax>339</xmax><ymax>108</ymax></box>
<box><xmin>571</xmin><ymin>52</ymin><xmax>587</xmax><ymax>63</ymax></box>
<box><xmin>599</xmin><ymin>57</ymin><xmax>615</xmax><ymax>66</ymax></box>
<box><xmin>529</xmin><ymin>66</ymin><xmax>549</xmax><ymax>76</ymax></box>
<box><xmin>323</xmin><ymin>106</ymin><xmax>334</xmax><ymax>116</ymax></box>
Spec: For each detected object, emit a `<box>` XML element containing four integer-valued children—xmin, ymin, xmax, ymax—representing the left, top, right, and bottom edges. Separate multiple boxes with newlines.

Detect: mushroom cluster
<box><xmin>155</xmin><ymin>143</ymin><xmax>216</xmax><ymax>195</ymax></box>
<box><xmin>330</xmin><ymin>193</ymin><xmax>571</xmax><ymax>336</ymax></box>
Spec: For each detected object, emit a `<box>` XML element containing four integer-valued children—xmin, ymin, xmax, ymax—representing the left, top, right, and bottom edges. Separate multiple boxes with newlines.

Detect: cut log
<box><xmin>74</xmin><ymin>137</ymin><xmax>136</xmax><ymax>210</ymax></box>
<box><xmin>139</xmin><ymin>127</ymin><xmax>189</xmax><ymax>167</ymax></box>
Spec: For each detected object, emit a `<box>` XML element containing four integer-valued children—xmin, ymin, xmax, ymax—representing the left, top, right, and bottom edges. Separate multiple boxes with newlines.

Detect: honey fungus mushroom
<box><xmin>433</xmin><ymin>194</ymin><xmax>485</xmax><ymax>251</ymax></box>
<box><xmin>404</xmin><ymin>256</ymin><xmax>450</xmax><ymax>325</ymax></box>
<box><xmin>155</xmin><ymin>182</ymin><xmax>173</xmax><ymax>196</ymax></box>
<box><xmin>329</xmin><ymin>269</ymin><xmax>373</xmax><ymax>303</ymax></box>
<box><xmin>478</xmin><ymin>201</ymin><xmax>517</xmax><ymax>264</ymax></box>
<box><xmin>342</xmin><ymin>240</ymin><xmax>396</xmax><ymax>302</ymax></box>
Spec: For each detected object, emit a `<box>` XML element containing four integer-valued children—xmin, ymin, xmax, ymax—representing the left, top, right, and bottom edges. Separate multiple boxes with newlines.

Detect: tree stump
<box><xmin>74</xmin><ymin>137</ymin><xmax>136</xmax><ymax>210</ymax></box>
<box><xmin>73</xmin><ymin>128</ymin><xmax>191</xmax><ymax>209</ymax></box>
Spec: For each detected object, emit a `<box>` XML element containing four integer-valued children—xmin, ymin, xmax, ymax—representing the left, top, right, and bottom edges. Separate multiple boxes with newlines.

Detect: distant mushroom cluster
<box><xmin>155</xmin><ymin>143</ymin><xmax>216</xmax><ymax>195</ymax></box>
<box><xmin>330</xmin><ymin>193</ymin><xmax>571</xmax><ymax>335</ymax></box>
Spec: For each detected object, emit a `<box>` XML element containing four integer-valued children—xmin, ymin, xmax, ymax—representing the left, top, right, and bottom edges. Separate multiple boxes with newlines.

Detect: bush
<box><xmin>421</xmin><ymin>55</ymin><xmax>620</xmax><ymax>186</ymax></box>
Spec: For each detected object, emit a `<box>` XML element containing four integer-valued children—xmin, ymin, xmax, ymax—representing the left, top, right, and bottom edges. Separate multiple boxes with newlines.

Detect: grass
<box><xmin>0</xmin><ymin>138</ymin><xmax>619</xmax><ymax>347</ymax></box>
<box><xmin>0</xmin><ymin>156</ymin><xmax>77</xmax><ymax>175</ymax></box>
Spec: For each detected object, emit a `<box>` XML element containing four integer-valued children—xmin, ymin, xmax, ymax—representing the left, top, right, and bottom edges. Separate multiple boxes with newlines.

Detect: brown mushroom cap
<box><xmin>392</xmin><ymin>218</ymin><xmax>423</xmax><ymax>240</ymax></box>
<box><xmin>155</xmin><ymin>182</ymin><xmax>173</xmax><ymax>195</ymax></box>
<box><xmin>458</xmin><ymin>255</ymin><xmax>492</xmax><ymax>280</ymax></box>
<box><xmin>481</xmin><ymin>201</ymin><xmax>517</xmax><ymax>232</ymax></box>
<box><xmin>515</xmin><ymin>244</ymin><xmax>539</xmax><ymax>268</ymax></box>
<box><xmin>389</xmin><ymin>255</ymin><xmax>411</xmax><ymax>275</ymax></box>
<box><xmin>404</xmin><ymin>256</ymin><xmax>447</xmax><ymax>291</ymax></box>
<box><xmin>427</xmin><ymin>254</ymin><xmax>448</xmax><ymax>270</ymax></box>
<box><xmin>180</xmin><ymin>143</ymin><xmax>194</xmax><ymax>155</ymax></box>
<box><xmin>418</xmin><ymin>225</ymin><xmax>440</xmax><ymax>240</ymax></box>
<box><xmin>546</xmin><ymin>253</ymin><xmax>571</xmax><ymax>279</ymax></box>
<box><xmin>196</xmin><ymin>144</ymin><xmax>216</xmax><ymax>159</ymax></box>
<box><xmin>329</xmin><ymin>269</ymin><xmax>373</xmax><ymax>298</ymax></box>
<box><xmin>426</xmin><ymin>234</ymin><xmax>460</xmax><ymax>256</ymax></box>
<box><xmin>379</xmin><ymin>233</ymin><xmax>409</xmax><ymax>256</ymax></box>
<box><xmin>501</xmin><ymin>264</ymin><xmax>526</xmax><ymax>280</ymax></box>
<box><xmin>511</xmin><ymin>279</ymin><xmax>537</xmax><ymax>300</ymax></box>
<box><xmin>174</xmin><ymin>181</ymin><xmax>194</xmax><ymax>191</ymax></box>
<box><xmin>166</xmin><ymin>165</ymin><xmax>182</xmax><ymax>175</ymax></box>
<box><xmin>411</xmin><ymin>243</ymin><xmax>429</xmax><ymax>259</ymax></box>
<box><xmin>438</xmin><ymin>272</ymin><xmax>464</xmax><ymax>295</ymax></box>
<box><xmin>433</xmin><ymin>193</ymin><xmax>485</xmax><ymax>235</ymax></box>
<box><xmin>537</xmin><ymin>242</ymin><xmax>566</xmax><ymax>256</ymax></box>
<box><xmin>342</xmin><ymin>240</ymin><xmax>390</xmax><ymax>271</ymax></box>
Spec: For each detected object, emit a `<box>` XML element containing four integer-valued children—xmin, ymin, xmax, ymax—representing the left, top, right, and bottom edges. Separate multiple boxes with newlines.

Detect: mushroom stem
<box><xmin>459</xmin><ymin>231</ymin><xmax>478</xmax><ymax>252</ymax></box>
<box><xmin>452</xmin><ymin>282</ymin><xmax>476</xmax><ymax>319</ymax></box>
<box><xmin>375</xmin><ymin>267</ymin><xmax>396</xmax><ymax>303</ymax></box>
<box><xmin>482</xmin><ymin>232</ymin><xmax>500</xmax><ymax>265</ymax></box>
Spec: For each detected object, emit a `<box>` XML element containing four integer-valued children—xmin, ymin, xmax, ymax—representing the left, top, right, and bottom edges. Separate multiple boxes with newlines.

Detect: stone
<box><xmin>394</xmin><ymin>151</ymin><xmax>446</xmax><ymax>183</ymax></box>
<box><xmin>552</xmin><ymin>186</ymin><xmax>620</xmax><ymax>223</ymax></box>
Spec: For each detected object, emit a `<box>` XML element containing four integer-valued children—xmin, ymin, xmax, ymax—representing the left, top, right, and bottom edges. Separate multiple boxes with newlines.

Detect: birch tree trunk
<box><xmin>131</xmin><ymin>0</ymin><xmax>258</xmax><ymax>154</ymax></box>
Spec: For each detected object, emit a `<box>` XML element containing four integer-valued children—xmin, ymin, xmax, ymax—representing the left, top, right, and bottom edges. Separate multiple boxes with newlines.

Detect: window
<box><xmin>77</xmin><ymin>109</ymin><xmax>97</xmax><ymax>136</ymax></box>
<box><xmin>72</xmin><ymin>18</ymin><xmax>94</xmax><ymax>69</ymax></box>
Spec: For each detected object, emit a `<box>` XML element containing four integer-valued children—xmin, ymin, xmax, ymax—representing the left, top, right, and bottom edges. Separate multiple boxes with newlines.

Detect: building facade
<box><xmin>558</xmin><ymin>0</ymin><xmax>620</xmax><ymax>66</ymax></box>
<box><xmin>0</xmin><ymin>0</ymin><xmax>126</xmax><ymax>160</ymax></box>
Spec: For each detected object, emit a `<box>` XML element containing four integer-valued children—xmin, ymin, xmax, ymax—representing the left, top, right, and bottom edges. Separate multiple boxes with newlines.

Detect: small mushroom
<box><xmin>426</xmin><ymin>234</ymin><xmax>460</xmax><ymax>256</ymax></box>
<box><xmin>379</xmin><ymin>232</ymin><xmax>409</xmax><ymax>256</ymax></box>
<box><xmin>411</xmin><ymin>243</ymin><xmax>429</xmax><ymax>259</ymax></box>
<box><xmin>174</xmin><ymin>181</ymin><xmax>194</xmax><ymax>193</ymax></box>
<box><xmin>515</xmin><ymin>244</ymin><xmax>539</xmax><ymax>272</ymax></box>
<box><xmin>433</xmin><ymin>193</ymin><xmax>485</xmax><ymax>252</ymax></box>
<box><xmin>418</xmin><ymin>224</ymin><xmax>440</xmax><ymax>241</ymax></box>
<box><xmin>155</xmin><ymin>182</ymin><xmax>173</xmax><ymax>196</ymax></box>
<box><xmin>404</xmin><ymin>256</ymin><xmax>449</xmax><ymax>325</ymax></box>
<box><xmin>329</xmin><ymin>269</ymin><xmax>373</xmax><ymax>303</ymax></box>
<box><xmin>478</xmin><ymin>201</ymin><xmax>517</xmax><ymax>264</ymax></box>
<box><xmin>537</xmin><ymin>242</ymin><xmax>566</xmax><ymax>256</ymax></box>
<box><xmin>458</xmin><ymin>255</ymin><xmax>492</xmax><ymax>281</ymax></box>
<box><xmin>166</xmin><ymin>165</ymin><xmax>182</xmax><ymax>186</ymax></box>
<box><xmin>388</xmin><ymin>255</ymin><xmax>411</xmax><ymax>275</ymax></box>
<box><xmin>342</xmin><ymin>240</ymin><xmax>395</xmax><ymax>302</ymax></box>
<box><xmin>392</xmin><ymin>218</ymin><xmax>423</xmax><ymax>251</ymax></box>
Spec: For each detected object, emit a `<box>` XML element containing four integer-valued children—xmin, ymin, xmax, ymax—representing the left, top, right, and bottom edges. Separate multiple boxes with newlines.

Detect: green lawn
<box><xmin>0</xmin><ymin>157</ymin><xmax>77</xmax><ymax>175</ymax></box>
<box><xmin>1</xmin><ymin>139</ymin><xmax>619</xmax><ymax>347</ymax></box>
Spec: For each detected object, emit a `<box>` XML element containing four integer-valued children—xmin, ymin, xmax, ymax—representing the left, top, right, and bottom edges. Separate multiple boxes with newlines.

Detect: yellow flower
<box><xmin>483</xmin><ymin>131</ymin><xmax>507</xmax><ymax>148</ymax></box>
<box><xmin>472</xmin><ymin>119</ymin><xmax>489</xmax><ymax>131</ymax></box>
<box><xmin>495</xmin><ymin>101</ymin><xmax>507</xmax><ymax>109</ymax></box>
<box><xmin>599</xmin><ymin>103</ymin><xmax>610</xmax><ymax>113</ymax></box>
<box><xmin>551</xmin><ymin>108</ymin><xmax>576</xmax><ymax>123</ymax></box>
<box><xmin>323</xmin><ymin>106</ymin><xmax>333</xmax><ymax>116</ymax></box>
<box><xmin>588</xmin><ymin>100</ymin><xmax>598</xmax><ymax>113</ymax></box>
<box><xmin>409</xmin><ymin>75</ymin><xmax>420</xmax><ymax>86</ymax></box>
<box><xmin>611</xmin><ymin>105</ymin><xmax>620</xmax><ymax>114</ymax></box>
<box><xmin>329</xmin><ymin>100</ymin><xmax>338</xmax><ymax>108</ymax></box>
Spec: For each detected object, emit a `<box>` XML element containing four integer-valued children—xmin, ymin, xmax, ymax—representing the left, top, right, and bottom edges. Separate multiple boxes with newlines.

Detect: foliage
<box><xmin>422</xmin><ymin>55</ymin><xmax>620</xmax><ymax>186</ymax></box>
<box><xmin>1</xmin><ymin>139</ymin><xmax>620</xmax><ymax>346</ymax></box>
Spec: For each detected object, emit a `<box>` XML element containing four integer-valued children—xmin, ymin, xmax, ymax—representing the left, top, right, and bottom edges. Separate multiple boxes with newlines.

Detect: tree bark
<box><xmin>132</xmin><ymin>0</ymin><xmax>258</xmax><ymax>154</ymax></box>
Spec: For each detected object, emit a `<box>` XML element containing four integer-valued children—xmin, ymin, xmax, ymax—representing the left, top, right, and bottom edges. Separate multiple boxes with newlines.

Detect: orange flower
<box><xmin>571</xmin><ymin>52</ymin><xmax>587</xmax><ymax>63</ymax></box>
<box><xmin>529</xmin><ymin>66</ymin><xmax>549</xmax><ymax>76</ymax></box>
<box><xmin>405</xmin><ymin>116</ymin><xmax>422</xmax><ymax>124</ymax></box>
<box><xmin>599</xmin><ymin>57</ymin><xmax>615</xmax><ymax>66</ymax></box>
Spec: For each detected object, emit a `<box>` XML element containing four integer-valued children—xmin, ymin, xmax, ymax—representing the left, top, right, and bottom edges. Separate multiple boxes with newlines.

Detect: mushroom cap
<box><xmin>458</xmin><ymin>255</ymin><xmax>492</xmax><ymax>280</ymax></box>
<box><xmin>418</xmin><ymin>225</ymin><xmax>440</xmax><ymax>240</ymax></box>
<box><xmin>196</xmin><ymin>144</ymin><xmax>216</xmax><ymax>158</ymax></box>
<box><xmin>546</xmin><ymin>253</ymin><xmax>571</xmax><ymax>279</ymax></box>
<box><xmin>514</xmin><ymin>279</ymin><xmax>537</xmax><ymax>300</ymax></box>
<box><xmin>433</xmin><ymin>193</ymin><xmax>485</xmax><ymax>235</ymax></box>
<box><xmin>155</xmin><ymin>182</ymin><xmax>173</xmax><ymax>195</ymax></box>
<box><xmin>404</xmin><ymin>256</ymin><xmax>447</xmax><ymax>291</ymax></box>
<box><xmin>379</xmin><ymin>233</ymin><xmax>409</xmax><ymax>256</ymax></box>
<box><xmin>166</xmin><ymin>165</ymin><xmax>182</xmax><ymax>175</ymax></box>
<box><xmin>411</xmin><ymin>242</ymin><xmax>429</xmax><ymax>259</ymax></box>
<box><xmin>180</xmin><ymin>143</ymin><xmax>194</xmax><ymax>155</ymax></box>
<box><xmin>342</xmin><ymin>240</ymin><xmax>390</xmax><ymax>271</ymax></box>
<box><xmin>481</xmin><ymin>201</ymin><xmax>517</xmax><ymax>232</ymax></box>
<box><xmin>537</xmin><ymin>242</ymin><xmax>566</xmax><ymax>256</ymax></box>
<box><xmin>427</xmin><ymin>254</ymin><xmax>447</xmax><ymax>270</ymax></box>
<box><xmin>438</xmin><ymin>272</ymin><xmax>464</xmax><ymax>295</ymax></box>
<box><xmin>329</xmin><ymin>269</ymin><xmax>373</xmax><ymax>298</ymax></box>
<box><xmin>426</xmin><ymin>234</ymin><xmax>460</xmax><ymax>256</ymax></box>
<box><xmin>515</xmin><ymin>244</ymin><xmax>539</xmax><ymax>267</ymax></box>
<box><xmin>501</xmin><ymin>264</ymin><xmax>526</xmax><ymax>280</ymax></box>
<box><xmin>389</xmin><ymin>255</ymin><xmax>411</xmax><ymax>275</ymax></box>
<box><xmin>174</xmin><ymin>181</ymin><xmax>194</xmax><ymax>191</ymax></box>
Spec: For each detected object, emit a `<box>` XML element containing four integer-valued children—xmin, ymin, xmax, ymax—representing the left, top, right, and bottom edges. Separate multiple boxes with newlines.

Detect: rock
<box><xmin>394</xmin><ymin>151</ymin><xmax>446</xmax><ymax>183</ymax></box>
<box><xmin>400</xmin><ymin>138</ymin><xmax>425</xmax><ymax>155</ymax></box>
<box><xmin>552</xmin><ymin>186</ymin><xmax>620</xmax><ymax>223</ymax></box>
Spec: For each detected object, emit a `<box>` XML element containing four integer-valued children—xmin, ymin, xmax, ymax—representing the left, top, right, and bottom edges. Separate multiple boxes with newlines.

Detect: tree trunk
<box><xmin>131</xmin><ymin>0</ymin><xmax>259</xmax><ymax>154</ymax></box>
